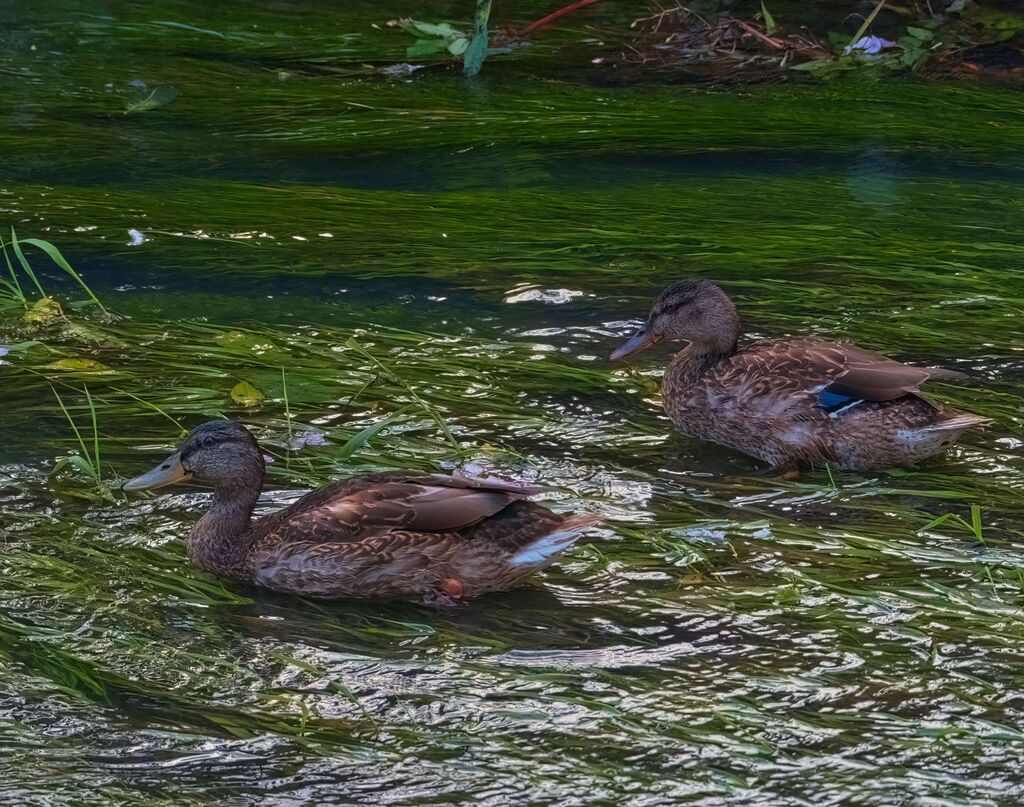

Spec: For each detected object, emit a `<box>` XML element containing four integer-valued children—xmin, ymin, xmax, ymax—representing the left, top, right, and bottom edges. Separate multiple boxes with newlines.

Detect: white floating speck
<box><xmin>126</xmin><ymin>228</ymin><xmax>148</xmax><ymax>246</ymax></box>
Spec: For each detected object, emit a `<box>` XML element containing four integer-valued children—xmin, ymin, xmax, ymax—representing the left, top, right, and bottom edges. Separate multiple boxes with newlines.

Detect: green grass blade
<box><xmin>111</xmin><ymin>387</ymin><xmax>186</xmax><ymax>433</ymax></box>
<box><xmin>345</xmin><ymin>338</ymin><xmax>459</xmax><ymax>452</ymax></box>
<box><xmin>281</xmin><ymin>366</ymin><xmax>292</xmax><ymax>437</ymax></box>
<box><xmin>10</xmin><ymin>228</ymin><xmax>48</xmax><ymax>299</ymax></box>
<box><xmin>336</xmin><ymin>406</ymin><xmax>412</xmax><ymax>461</ymax></box>
<box><xmin>970</xmin><ymin>504</ymin><xmax>984</xmax><ymax>543</ymax></box>
<box><xmin>19</xmin><ymin>237</ymin><xmax>109</xmax><ymax>314</ymax></box>
<box><xmin>0</xmin><ymin>238</ymin><xmax>27</xmax><ymax>306</ymax></box>
<box><xmin>84</xmin><ymin>385</ymin><xmax>101</xmax><ymax>480</ymax></box>
<box><xmin>50</xmin><ymin>384</ymin><xmax>96</xmax><ymax>480</ymax></box>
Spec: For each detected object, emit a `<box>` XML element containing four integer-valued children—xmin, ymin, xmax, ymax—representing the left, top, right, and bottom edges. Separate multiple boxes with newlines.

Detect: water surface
<box><xmin>2</xmin><ymin>2</ymin><xmax>1024</xmax><ymax>804</ymax></box>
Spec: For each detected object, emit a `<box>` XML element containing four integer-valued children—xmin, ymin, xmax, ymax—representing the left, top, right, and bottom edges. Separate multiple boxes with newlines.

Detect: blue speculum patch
<box><xmin>817</xmin><ymin>389</ymin><xmax>862</xmax><ymax>414</ymax></box>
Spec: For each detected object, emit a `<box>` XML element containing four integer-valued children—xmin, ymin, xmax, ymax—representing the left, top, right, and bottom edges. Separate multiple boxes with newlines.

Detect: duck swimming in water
<box><xmin>611</xmin><ymin>279</ymin><xmax>991</xmax><ymax>472</ymax></box>
<box><xmin>123</xmin><ymin>421</ymin><xmax>599</xmax><ymax>603</ymax></box>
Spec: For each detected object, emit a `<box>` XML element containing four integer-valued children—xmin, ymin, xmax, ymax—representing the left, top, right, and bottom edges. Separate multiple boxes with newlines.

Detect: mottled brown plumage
<box><xmin>123</xmin><ymin>421</ymin><xmax>599</xmax><ymax>602</ymax></box>
<box><xmin>611</xmin><ymin>279</ymin><xmax>991</xmax><ymax>471</ymax></box>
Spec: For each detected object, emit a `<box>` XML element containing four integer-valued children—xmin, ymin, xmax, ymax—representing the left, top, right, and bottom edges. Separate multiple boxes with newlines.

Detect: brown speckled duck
<box><xmin>611</xmin><ymin>279</ymin><xmax>991</xmax><ymax>471</ymax></box>
<box><xmin>123</xmin><ymin>421</ymin><xmax>599</xmax><ymax>604</ymax></box>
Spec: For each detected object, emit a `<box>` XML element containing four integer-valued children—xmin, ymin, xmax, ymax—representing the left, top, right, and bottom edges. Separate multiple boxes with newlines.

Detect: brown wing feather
<box><xmin>824</xmin><ymin>342</ymin><xmax>966</xmax><ymax>402</ymax></box>
<box><xmin>251</xmin><ymin>472</ymin><xmax>547</xmax><ymax>547</ymax></box>
<box><xmin>713</xmin><ymin>338</ymin><xmax>965</xmax><ymax>415</ymax></box>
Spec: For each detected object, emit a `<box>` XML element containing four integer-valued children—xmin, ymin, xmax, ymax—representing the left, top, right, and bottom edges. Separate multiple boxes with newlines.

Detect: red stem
<box><xmin>519</xmin><ymin>0</ymin><xmax>603</xmax><ymax>36</ymax></box>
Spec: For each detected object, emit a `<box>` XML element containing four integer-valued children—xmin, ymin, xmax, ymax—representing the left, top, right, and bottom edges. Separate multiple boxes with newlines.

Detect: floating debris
<box><xmin>505</xmin><ymin>285</ymin><xmax>584</xmax><ymax>305</ymax></box>
<box><xmin>126</xmin><ymin>229</ymin><xmax>148</xmax><ymax>247</ymax></box>
<box><xmin>124</xmin><ymin>85</ymin><xmax>179</xmax><ymax>114</ymax></box>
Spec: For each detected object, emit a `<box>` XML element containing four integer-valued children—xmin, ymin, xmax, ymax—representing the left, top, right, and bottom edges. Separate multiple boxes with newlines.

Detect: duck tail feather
<box><xmin>920</xmin><ymin>413</ymin><xmax>993</xmax><ymax>432</ymax></box>
<box><xmin>924</xmin><ymin>366</ymin><xmax>970</xmax><ymax>382</ymax></box>
<box><xmin>509</xmin><ymin>513</ymin><xmax>602</xmax><ymax>567</ymax></box>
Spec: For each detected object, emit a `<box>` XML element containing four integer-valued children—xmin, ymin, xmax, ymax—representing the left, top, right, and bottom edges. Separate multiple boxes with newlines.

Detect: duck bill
<box><xmin>122</xmin><ymin>452</ymin><xmax>191</xmax><ymax>492</ymax></box>
<box><xmin>610</xmin><ymin>327</ymin><xmax>660</xmax><ymax>361</ymax></box>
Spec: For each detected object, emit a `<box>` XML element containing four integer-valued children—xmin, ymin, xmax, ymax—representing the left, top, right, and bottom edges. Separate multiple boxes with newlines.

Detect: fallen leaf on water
<box><xmin>230</xmin><ymin>380</ymin><xmax>265</xmax><ymax>406</ymax></box>
<box><xmin>61</xmin><ymin>321</ymin><xmax>130</xmax><ymax>349</ymax></box>
<box><xmin>44</xmin><ymin>358</ymin><xmax>110</xmax><ymax>372</ymax></box>
<box><xmin>23</xmin><ymin>297</ymin><xmax>63</xmax><ymax>326</ymax></box>
<box><xmin>124</xmin><ymin>85</ymin><xmax>178</xmax><ymax>114</ymax></box>
<box><xmin>44</xmin><ymin>358</ymin><xmax>111</xmax><ymax>372</ymax></box>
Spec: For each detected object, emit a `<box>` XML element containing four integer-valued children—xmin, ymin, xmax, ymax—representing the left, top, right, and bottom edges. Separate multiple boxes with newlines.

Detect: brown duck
<box><xmin>611</xmin><ymin>278</ymin><xmax>991</xmax><ymax>471</ymax></box>
<box><xmin>123</xmin><ymin>421</ymin><xmax>599</xmax><ymax>603</ymax></box>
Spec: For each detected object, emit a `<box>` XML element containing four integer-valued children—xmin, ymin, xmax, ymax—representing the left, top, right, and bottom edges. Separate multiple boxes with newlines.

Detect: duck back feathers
<box><xmin>661</xmin><ymin>335</ymin><xmax>990</xmax><ymax>471</ymax></box>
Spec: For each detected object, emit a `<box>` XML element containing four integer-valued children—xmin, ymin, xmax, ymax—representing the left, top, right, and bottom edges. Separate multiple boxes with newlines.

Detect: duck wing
<box><xmin>712</xmin><ymin>338</ymin><xmax>966</xmax><ymax>416</ymax></box>
<box><xmin>821</xmin><ymin>342</ymin><xmax>966</xmax><ymax>402</ymax></box>
<box><xmin>251</xmin><ymin>472</ymin><xmax>550</xmax><ymax>546</ymax></box>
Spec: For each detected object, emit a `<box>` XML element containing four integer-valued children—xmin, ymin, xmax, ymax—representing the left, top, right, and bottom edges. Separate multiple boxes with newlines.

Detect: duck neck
<box><xmin>188</xmin><ymin>481</ymin><xmax>261</xmax><ymax>576</ymax></box>
<box><xmin>664</xmin><ymin>333</ymin><xmax>738</xmax><ymax>395</ymax></box>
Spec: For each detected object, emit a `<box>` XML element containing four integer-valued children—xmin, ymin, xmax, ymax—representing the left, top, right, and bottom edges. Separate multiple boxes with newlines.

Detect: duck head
<box><xmin>610</xmin><ymin>278</ymin><xmax>741</xmax><ymax>361</ymax></box>
<box><xmin>123</xmin><ymin>420</ymin><xmax>265</xmax><ymax>493</ymax></box>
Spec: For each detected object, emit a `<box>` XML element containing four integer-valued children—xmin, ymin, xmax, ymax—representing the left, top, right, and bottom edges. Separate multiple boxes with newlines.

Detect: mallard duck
<box><xmin>123</xmin><ymin>421</ymin><xmax>599</xmax><ymax>603</ymax></box>
<box><xmin>611</xmin><ymin>278</ymin><xmax>991</xmax><ymax>471</ymax></box>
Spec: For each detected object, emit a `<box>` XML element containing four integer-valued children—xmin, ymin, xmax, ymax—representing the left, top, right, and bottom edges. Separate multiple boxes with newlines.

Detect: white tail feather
<box><xmin>509</xmin><ymin>514</ymin><xmax>601</xmax><ymax>567</ymax></box>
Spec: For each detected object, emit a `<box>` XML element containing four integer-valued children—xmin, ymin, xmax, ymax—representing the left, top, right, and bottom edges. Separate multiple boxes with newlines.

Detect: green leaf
<box><xmin>23</xmin><ymin>296</ymin><xmax>63</xmax><ymax>325</ymax></box>
<box><xmin>901</xmin><ymin>47</ymin><xmax>925</xmax><ymax>66</ymax></box>
<box><xmin>906</xmin><ymin>26</ymin><xmax>934</xmax><ymax>42</ymax></box>
<box><xmin>230</xmin><ymin>380</ymin><xmax>265</xmax><ymax>406</ymax></box>
<box><xmin>0</xmin><ymin>340</ymin><xmax>40</xmax><ymax>353</ymax></box>
<box><xmin>67</xmin><ymin>454</ymin><xmax>100</xmax><ymax>478</ymax></box>
<box><xmin>44</xmin><ymin>358</ymin><xmax>110</xmax><ymax>372</ymax></box>
<box><xmin>789</xmin><ymin>58</ymin><xmax>835</xmax><ymax>72</ymax></box>
<box><xmin>124</xmin><ymin>86</ymin><xmax>179</xmax><ymax>115</ymax></box>
<box><xmin>406</xmin><ymin>38</ymin><xmax>449</xmax><ymax>58</ymax></box>
<box><xmin>761</xmin><ymin>0</ymin><xmax>776</xmax><ymax>33</ymax></box>
<box><xmin>447</xmin><ymin>37</ymin><xmax>470</xmax><ymax>56</ymax></box>
<box><xmin>53</xmin><ymin>454</ymin><xmax>100</xmax><ymax>481</ymax></box>
<box><xmin>408</xmin><ymin>21</ymin><xmax>463</xmax><ymax>39</ymax></box>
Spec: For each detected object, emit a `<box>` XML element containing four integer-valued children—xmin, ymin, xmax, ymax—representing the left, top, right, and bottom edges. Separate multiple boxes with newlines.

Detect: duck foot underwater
<box><xmin>123</xmin><ymin>420</ymin><xmax>600</xmax><ymax>604</ymax></box>
<box><xmin>612</xmin><ymin>278</ymin><xmax>991</xmax><ymax>471</ymax></box>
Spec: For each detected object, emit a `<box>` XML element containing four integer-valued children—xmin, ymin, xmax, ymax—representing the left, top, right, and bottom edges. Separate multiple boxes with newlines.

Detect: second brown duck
<box><xmin>611</xmin><ymin>278</ymin><xmax>991</xmax><ymax>471</ymax></box>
